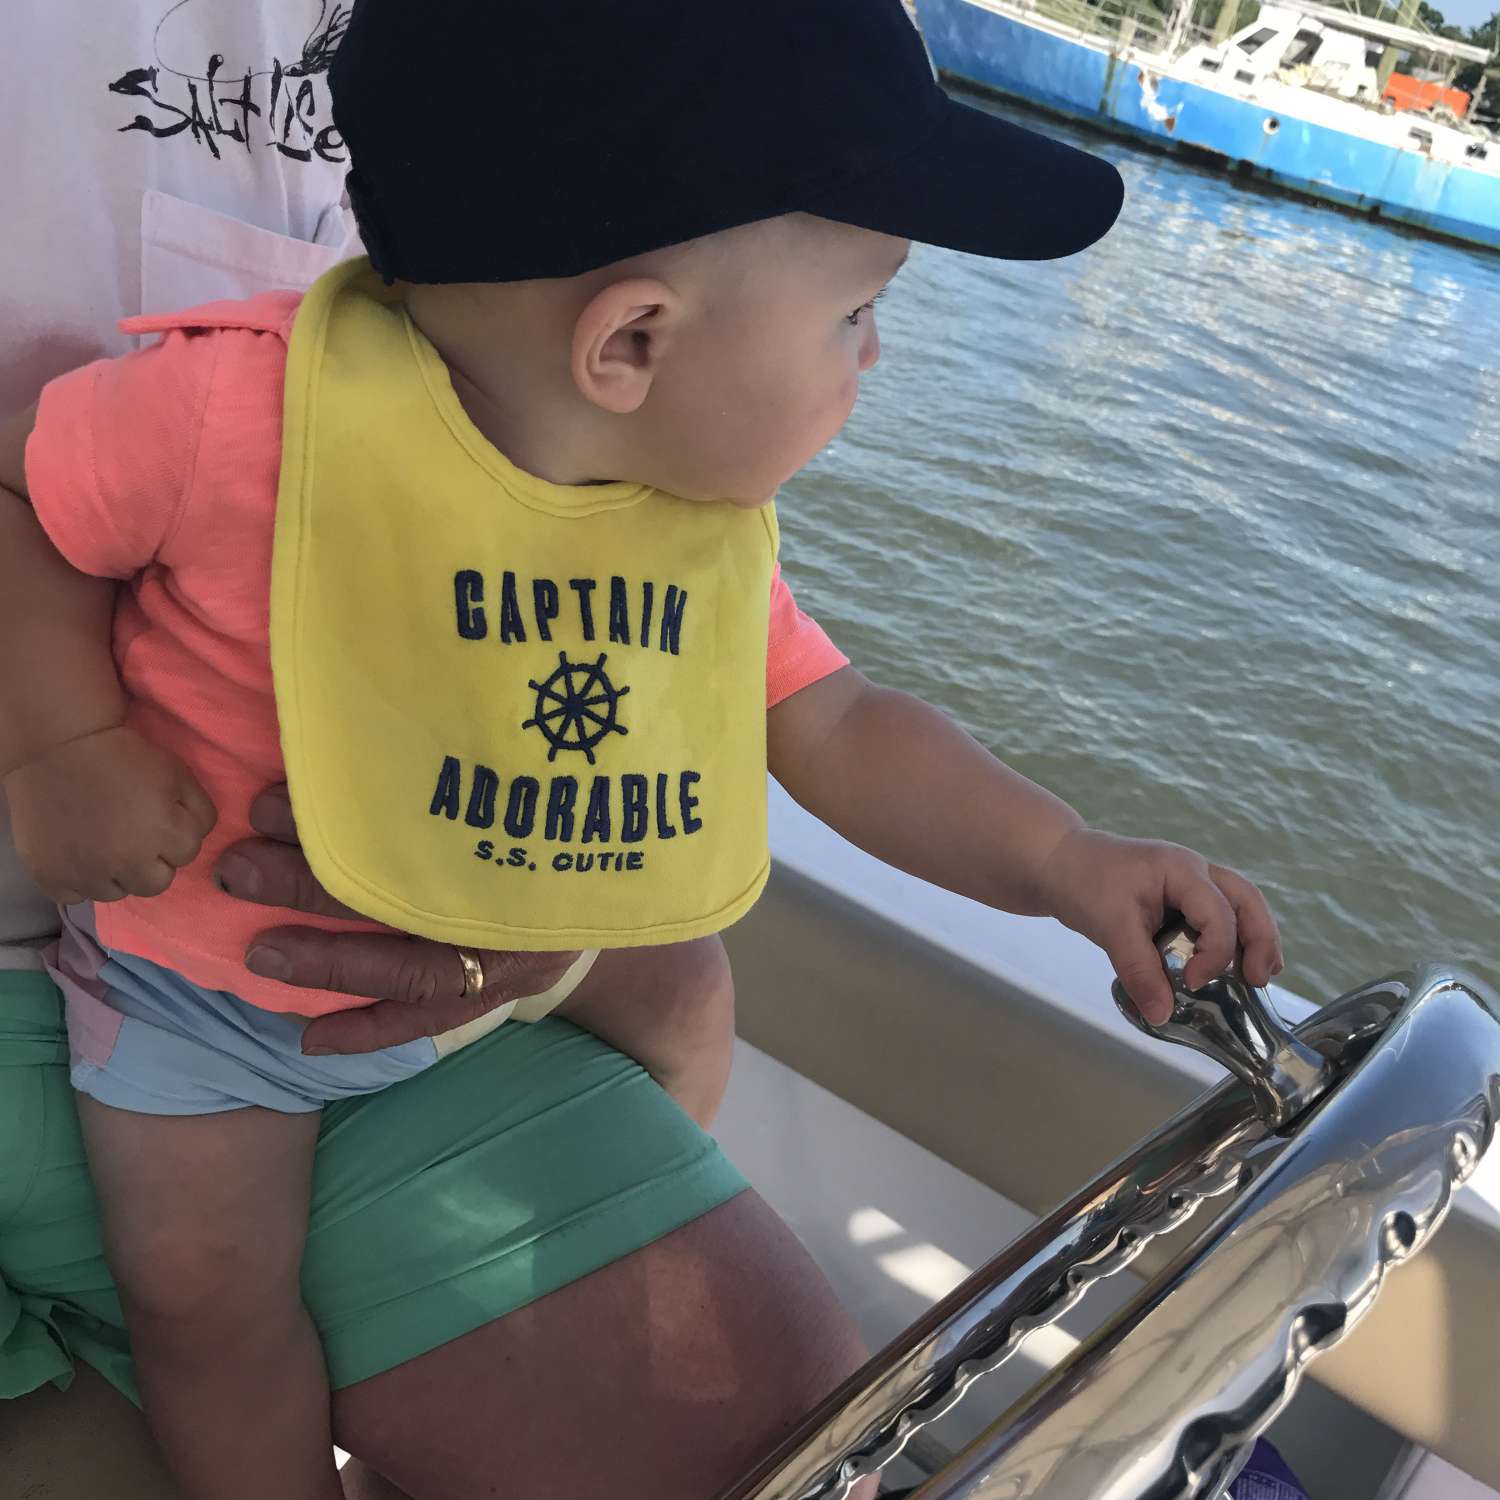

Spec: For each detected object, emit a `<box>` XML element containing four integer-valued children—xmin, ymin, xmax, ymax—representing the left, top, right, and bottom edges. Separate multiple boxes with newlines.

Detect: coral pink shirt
<box><xmin>25</xmin><ymin>293</ymin><xmax>847</xmax><ymax>1014</ymax></box>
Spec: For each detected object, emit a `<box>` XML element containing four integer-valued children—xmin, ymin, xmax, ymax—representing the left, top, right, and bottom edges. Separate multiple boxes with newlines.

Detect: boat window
<box><xmin>1408</xmin><ymin>128</ymin><xmax>1433</xmax><ymax>152</ymax></box>
<box><xmin>1235</xmin><ymin>68</ymin><xmax>1256</xmax><ymax>82</ymax></box>
<box><xmin>1240</xmin><ymin>27</ymin><xmax>1279</xmax><ymax>53</ymax></box>
<box><xmin>1200</xmin><ymin>54</ymin><xmax>1223</xmax><ymax>70</ymax></box>
<box><xmin>1282</xmin><ymin>29</ymin><xmax>1322</xmax><ymax>66</ymax></box>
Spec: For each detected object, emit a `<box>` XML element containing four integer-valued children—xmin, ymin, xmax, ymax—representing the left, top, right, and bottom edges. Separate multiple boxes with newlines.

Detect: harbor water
<box><xmin>781</xmin><ymin>92</ymin><xmax>1499</xmax><ymax>1004</ymax></box>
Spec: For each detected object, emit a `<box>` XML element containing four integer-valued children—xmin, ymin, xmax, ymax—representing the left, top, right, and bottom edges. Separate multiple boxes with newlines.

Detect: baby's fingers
<box><xmin>1171</xmin><ymin>873</ymin><xmax>1238</xmax><ymax>992</ymax></box>
<box><xmin>1106</xmin><ymin>919</ymin><xmax>1178</xmax><ymax>1026</ymax></box>
<box><xmin>158</xmin><ymin>812</ymin><xmax>206</xmax><ymax>869</ymax></box>
<box><xmin>173</xmin><ymin>768</ymin><xmax>219</xmax><ymax>839</ymax></box>
<box><xmin>60</xmin><ymin>868</ymin><xmax>127</xmax><ymax>903</ymax></box>
<box><xmin>118</xmin><ymin>856</ymin><xmax>177</xmax><ymax>899</ymax></box>
<box><xmin>42</xmin><ymin>870</ymin><xmax>118</xmax><ymax>905</ymax></box>
<box><xmin>1210</xmin><ymin>865</ymin><xmax>1283</xmax><ymax>987</ymax></box>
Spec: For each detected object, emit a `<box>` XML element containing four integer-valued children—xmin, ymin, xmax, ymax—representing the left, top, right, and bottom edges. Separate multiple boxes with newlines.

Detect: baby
<box><xmin>0</xmin><ymin>1</ymin><xmax>1283</xmax><ymax>1496</ymax></box>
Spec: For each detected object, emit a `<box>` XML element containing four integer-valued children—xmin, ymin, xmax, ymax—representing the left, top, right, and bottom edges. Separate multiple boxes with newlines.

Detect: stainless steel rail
<box><xmin>724</xmin><ymin>928</ymin><xmax>1499</xmax><ymax>1500</ymax></box>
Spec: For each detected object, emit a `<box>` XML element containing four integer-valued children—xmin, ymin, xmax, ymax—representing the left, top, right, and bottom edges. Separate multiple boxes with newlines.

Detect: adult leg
<box><xmin>554</xmin><ymin>935</ymin><xmax>736</xmax><ymax>1128</ymax></box>
<box><xmin>77</xmin><ymin>1098</ymin><xmax>343</xmax><ymax>1500</ymax></box>
<box><xmin>0</xmin><ymin>1363</ymin><xmax>184</xmax><ymax>1499</ymax></box>
<box><xmin>333</xmin><ymin>1190</ymin><xmax>872</xmax><ymax>1500</ymax></box>
<box><xmin>0</xmin><ymin>1374</ymin><xmax>411</xmax><ymax>1500</ymax></box>
<box><xmin>340</xmin><ymin>1460</ymin><xmax>412</xmax><ymax>1500</ymax></box>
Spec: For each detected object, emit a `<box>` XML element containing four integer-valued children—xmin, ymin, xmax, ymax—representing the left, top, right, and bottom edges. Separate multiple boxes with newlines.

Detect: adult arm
<box><xmin>0</xmin><ymin>403</ymin><xmax>215</xmax><ymax>903</ymax></box>
<box><xmin>0</xmin><ymin>405</ymin><xmax>125</xmax><ymax>775</ymax></box>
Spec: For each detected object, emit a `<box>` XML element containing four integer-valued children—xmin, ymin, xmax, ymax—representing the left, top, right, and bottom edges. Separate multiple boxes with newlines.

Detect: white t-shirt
<box><xmin>2</xmin><ymin>0</ymin><xmax>358</xmax><ymax>944</ymax></box>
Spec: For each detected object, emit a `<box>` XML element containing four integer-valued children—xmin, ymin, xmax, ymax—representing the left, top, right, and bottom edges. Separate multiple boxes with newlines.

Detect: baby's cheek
<box><xmin>771</xmin><ymin>396</ymin><xmax>854</xmax><ymax>490</ymax></box>
<box><xmin>813</xmin><ymin>375</ymin><xmax>861</xmax><ymax>448</ymax></box>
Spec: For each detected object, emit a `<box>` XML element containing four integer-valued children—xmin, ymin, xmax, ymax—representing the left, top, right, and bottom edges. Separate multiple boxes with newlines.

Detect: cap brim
<box><xmin>802</xmin><ymin>93</ymin><xmax>1124</xmax><ymax>262</ymax></box>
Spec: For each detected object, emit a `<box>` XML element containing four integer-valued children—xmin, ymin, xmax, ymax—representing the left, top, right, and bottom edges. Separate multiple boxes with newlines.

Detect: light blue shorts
<box><xmin>66</xmin><ymin>944</ymin><xmax>440</xmax><ymax>1114</ymax></box>
<box><xmin>51</xmin><ymin>908</ymin><xmax>595</xmax><ymax>1115</ymax></box>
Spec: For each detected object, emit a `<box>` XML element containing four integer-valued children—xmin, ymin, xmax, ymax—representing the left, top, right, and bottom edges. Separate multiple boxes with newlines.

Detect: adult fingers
<box><xmin>246</xmin><ymin>929</ymin><xmax>461</xmax><ymax>1006</ymax></box>
<box><xmin>1210</xmin><ymin>864</ymin><xmax>1284</xmax><ymax>987</ymax></box>
<box><xmin>298</xmin><ymin>944</ymin><xmax>582</xmax><ymax>1054</ymax></box>
<box><xmin>468</xmin><ymin>947</ymin><xmax>583</xmax><ymax>1002</ymax></box>
<box><xmin>300</xmin><ymin>993</ymin><xmax>471</xmax><ymax>1054</ymax></box>
<box><xmin>240</xmin><ymin>928</ymin><xmax>578</xmax><ymax>1049</ymax></box>
<box><xmin>215</xmin><ymin>837</ymin><xmax>366</xmax><ymax>920</ymax></box>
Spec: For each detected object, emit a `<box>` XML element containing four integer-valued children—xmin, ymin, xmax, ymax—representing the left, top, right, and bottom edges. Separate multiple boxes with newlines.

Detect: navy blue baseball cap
<box><xmin>332</xmin><ymin>0</ymin><xmax>1124</xmax><ymax>284</ymax></box>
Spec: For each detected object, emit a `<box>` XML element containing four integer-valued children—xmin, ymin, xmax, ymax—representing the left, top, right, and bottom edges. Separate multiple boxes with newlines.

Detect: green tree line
<box><xmin>1415</xmin><ymin>1</ymin><xmax>1499</xmax><ymax>90</ymax></box>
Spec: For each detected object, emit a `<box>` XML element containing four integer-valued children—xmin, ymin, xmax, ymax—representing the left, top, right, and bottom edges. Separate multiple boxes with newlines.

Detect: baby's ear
<box><xmin>571</xmin><ymin>277</ymin><xmax>680</xmax><ymax>415</ymax></box>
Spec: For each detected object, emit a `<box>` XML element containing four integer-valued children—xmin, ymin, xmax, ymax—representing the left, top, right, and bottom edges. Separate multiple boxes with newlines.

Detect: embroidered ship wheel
<box><xmin>522</xmin><ymin>651</ymin><xmax>630</xmax><ymax>765</ymax></box>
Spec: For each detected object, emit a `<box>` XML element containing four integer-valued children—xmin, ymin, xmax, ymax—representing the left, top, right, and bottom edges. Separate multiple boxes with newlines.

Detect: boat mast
<box><xmin>1474</xmin><ymin>18</ymin><xmax>1500</xmax><ymax>119</ymax></box>
<box><xmin>1210</xmin><ymin>0</ymin><xmax>1243</xmax><ymax>47</ymax></box>
<box><xmin>1164</xmin><ymin>0</ymin><xmax>1196</xmax><ymax>55</ymax></box>
<box><xmin>1377</xmin><ymin>0</ymin><xmax>1424</xmax><ymax>91</ymax></box>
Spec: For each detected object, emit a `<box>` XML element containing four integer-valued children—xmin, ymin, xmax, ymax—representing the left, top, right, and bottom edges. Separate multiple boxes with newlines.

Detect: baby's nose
<box><xmin>859</xmin><ymin>320</ymin><xmax>881</xmax><ymax>372</ymax></box>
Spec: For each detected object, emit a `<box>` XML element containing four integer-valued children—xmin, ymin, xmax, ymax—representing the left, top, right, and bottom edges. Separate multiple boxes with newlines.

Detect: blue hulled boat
<box><xmin>914</xmin><ymin>0</ymin><xmax>1500</xmax><ymax>250</ymax></box>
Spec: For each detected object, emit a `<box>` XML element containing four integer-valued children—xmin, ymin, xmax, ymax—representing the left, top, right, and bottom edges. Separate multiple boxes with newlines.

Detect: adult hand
<box><xmin>214</xmin><ymin>785</ymin><xmax>580</xmax><ymax>1056</ymax></box>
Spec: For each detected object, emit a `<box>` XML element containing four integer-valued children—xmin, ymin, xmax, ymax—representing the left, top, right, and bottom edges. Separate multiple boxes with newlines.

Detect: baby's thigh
<box><xmin>77</xmin><ymin>1096</ymin><xmax>320</xmax><ymax>1323</ymax></box>
<box><xmin>555</xmin><ymin>936</ymin><xmax>735</xmax><ymax>1117</ymax></box>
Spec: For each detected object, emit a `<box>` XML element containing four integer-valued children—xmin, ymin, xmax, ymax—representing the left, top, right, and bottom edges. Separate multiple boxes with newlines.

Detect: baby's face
<box><xmin>643</xmin><ymin>219</ymin><xmax>910</xmax><ymax>507</ymax></box>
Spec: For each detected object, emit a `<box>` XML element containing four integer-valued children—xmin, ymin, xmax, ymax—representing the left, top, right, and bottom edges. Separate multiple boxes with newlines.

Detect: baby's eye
<box><xmin>846</xmin><ymin>288</ymin><xmax>888</xmax><ymax>325</ymax></box>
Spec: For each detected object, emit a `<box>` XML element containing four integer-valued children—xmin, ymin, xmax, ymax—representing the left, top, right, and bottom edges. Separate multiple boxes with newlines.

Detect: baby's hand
<box><xmin>4</xmin><ymin>725</ymin><xmax>217</xmax><ymax>904</ymax></box>
<box><xmin>1035</xmin><ymin>829</ymin><xmax>1283</xmax><ymax>1026</ymax></box>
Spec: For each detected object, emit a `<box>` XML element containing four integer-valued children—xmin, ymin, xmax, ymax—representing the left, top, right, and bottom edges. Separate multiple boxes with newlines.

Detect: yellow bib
<box><xmin>272</xmin><ymin>260</ymin><xmax>775</xmax><ymax>950</ymax></box>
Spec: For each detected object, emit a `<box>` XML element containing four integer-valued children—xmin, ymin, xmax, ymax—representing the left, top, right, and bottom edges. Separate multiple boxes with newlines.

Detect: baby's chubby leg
<box><xmin>77</xmin><ymin>1097</ymin><xmax>343</xmax><ymax>1500</ymax></box>
<box><xmin>555</xmin><ymin>936</ymin><xmax>735</xmax><ymax>1127</ymax></box>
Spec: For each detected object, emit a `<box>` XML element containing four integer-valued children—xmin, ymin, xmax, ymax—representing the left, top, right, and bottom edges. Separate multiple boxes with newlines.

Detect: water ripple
<box><xmin>783</xmin><ymin>95</ymin><xmax>1499</xmax><ymax>1002</ymax></box>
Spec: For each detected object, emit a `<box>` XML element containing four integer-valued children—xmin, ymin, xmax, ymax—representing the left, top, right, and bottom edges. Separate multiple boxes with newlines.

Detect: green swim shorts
<box><xmin>0</xmin><ymin>966</ymin><xmax>747</xmax><ymax>1404</ymax></box>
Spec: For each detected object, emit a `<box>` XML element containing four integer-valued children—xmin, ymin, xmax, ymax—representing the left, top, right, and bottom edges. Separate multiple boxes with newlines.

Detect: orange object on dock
<box><xmin>1383</xmin><ymin>71</ymin><xmax>1471</xmax><ymax>118</ymax></box>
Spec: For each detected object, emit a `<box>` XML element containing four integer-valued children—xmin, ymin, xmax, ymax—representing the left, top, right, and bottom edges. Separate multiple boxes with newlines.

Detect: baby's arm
<box><xmin>767</xmin><ymin>666</ymin><xmax>1282</xmax><ymax>1023</ymax></box>
<box><xmin>0</xmin><ymin>405</ymin><xmax>215</xmax><ymax>903</ymax></box>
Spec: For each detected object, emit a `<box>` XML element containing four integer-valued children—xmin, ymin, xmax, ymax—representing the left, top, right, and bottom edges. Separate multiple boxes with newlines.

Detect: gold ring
<box><xmin>455</xmin><ymin>948</ymin><xmax>487</xmax><ymax>997</ymax></box>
